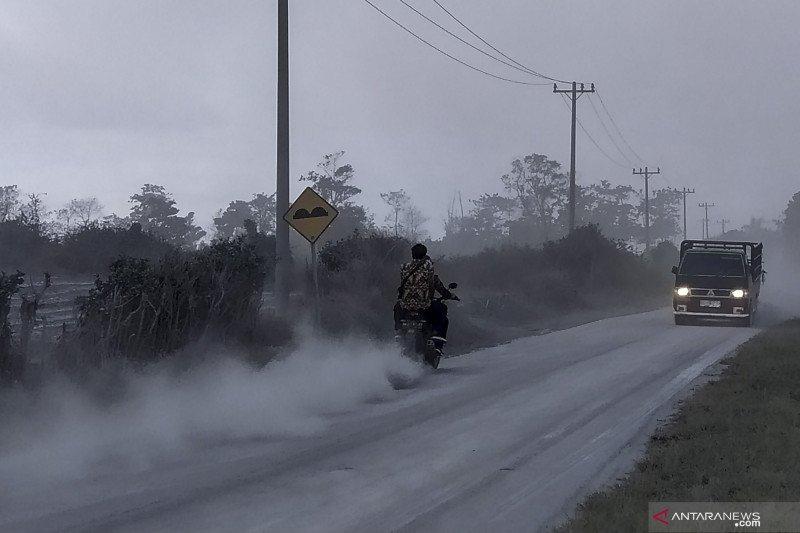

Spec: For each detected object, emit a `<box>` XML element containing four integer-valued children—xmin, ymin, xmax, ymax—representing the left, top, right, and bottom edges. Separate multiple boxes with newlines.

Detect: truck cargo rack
<box><xmin>679</xmin><ymin>240</ymin><xmax>763</xmax><ymax>276</ymax></box>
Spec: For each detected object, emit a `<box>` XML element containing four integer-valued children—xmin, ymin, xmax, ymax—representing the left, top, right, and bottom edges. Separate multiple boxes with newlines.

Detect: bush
<box><xmin>71</xmin><ymin>237</ymin><xmax>267</xmax><ymax>364</ymax></box>
<box><xmin>318</xmin><ymin>233</ymin><xmax>410</xmax><ymax>337</ymax></box>
<box><xmin>317</xmin><ymin>226</ymin><xmax>670</xmax><ymax>347</ymax></box>
<box><xmin>0</xmin><ymin>271</ymin><xmax>24</xmax><ymax>381</ymax></box>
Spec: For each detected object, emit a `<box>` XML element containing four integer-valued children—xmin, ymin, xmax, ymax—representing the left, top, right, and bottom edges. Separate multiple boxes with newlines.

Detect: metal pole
<box><xmin>275</xmin><ymin>0</ymin><xmax>291</xmax><ymax>311</ymax></box>
<box><xmin>311</xmin><ymin>240</ymin><xmax>320</xmax><ymax>324</ymax></box>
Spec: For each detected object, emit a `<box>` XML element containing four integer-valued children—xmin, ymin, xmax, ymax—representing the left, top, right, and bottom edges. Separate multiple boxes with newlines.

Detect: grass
<box><xmin>557</xmin><ymin>319</ymin><xmax>800</xmax><ymax>532</ymax></box>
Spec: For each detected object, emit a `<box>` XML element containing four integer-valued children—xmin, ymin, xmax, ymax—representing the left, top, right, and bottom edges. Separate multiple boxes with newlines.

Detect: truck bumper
<box><xmin>673</xmin><ymin>311</ymin><xmax>750</xmax><ymax>318</ymax></box>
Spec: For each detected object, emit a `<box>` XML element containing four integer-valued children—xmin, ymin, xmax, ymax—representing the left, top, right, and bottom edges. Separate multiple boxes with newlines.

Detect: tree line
<box><xmin>5</xmin><ymin>147</ymin><xmax>800</xmax><ymax>275</ymax></box>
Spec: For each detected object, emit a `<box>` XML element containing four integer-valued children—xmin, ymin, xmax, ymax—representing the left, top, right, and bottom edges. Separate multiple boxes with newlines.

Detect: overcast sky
<box><xmin>1</xmin><ymin>0</ymin><xmax>798</xmax><ymax>238</ymax></box>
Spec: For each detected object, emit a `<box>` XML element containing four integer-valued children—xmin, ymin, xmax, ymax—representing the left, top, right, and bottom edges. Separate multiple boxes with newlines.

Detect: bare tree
<box><xmin>380</xmin><ymin>189</ymin><xmax>408</xmax><ymax>237</ymax></box>
<box><xmin>380</xmin><ymin>189</ymin><xmax>428</xmax><ymax>241</ymax></box>
<box><xmin>68</xmin><ymin>197</ymin><xmax>104</xmax><ymax>228</ymax></box>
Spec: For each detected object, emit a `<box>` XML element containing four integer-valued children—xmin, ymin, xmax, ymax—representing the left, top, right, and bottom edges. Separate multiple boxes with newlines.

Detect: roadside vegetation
<box><xmin>557</xmin><ymin>320</ymin><xmax>800</xmax><ymax>532</ymax></box>
<box><xmin>1</xmin><ymin>148</ymin><xmax>799</xmax><ymax>388</ymax></box>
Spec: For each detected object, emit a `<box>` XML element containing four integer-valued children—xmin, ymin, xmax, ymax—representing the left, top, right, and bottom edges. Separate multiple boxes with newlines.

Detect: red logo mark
<box><xmin>652</xmin><ymin>507</ymin><xmax>670</xmax><ymax>526</ymax></box>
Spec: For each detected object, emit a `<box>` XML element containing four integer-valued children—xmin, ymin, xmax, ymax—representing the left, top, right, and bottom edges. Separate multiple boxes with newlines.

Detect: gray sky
<box><xmin>1</xmin><ymin>0</ymin><xmax>798</xmax><ymax>238</ymax></box>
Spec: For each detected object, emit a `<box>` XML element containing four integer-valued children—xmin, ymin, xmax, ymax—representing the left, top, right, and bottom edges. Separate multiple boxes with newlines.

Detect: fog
<box><xmin>2</xmin><ymin>1</ymin><xmax>799</xmax><ymax>236</ymax></box>
<box><xmin>0</xmin><ymin>333</ymin><xmax>421</xmax><ymax>489</ymax></box>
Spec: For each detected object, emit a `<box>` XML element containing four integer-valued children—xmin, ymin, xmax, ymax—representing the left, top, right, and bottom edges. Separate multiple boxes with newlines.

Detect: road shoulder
<box><xmin>555</xmin><ymin>319</ymin><xmax>800</xmax><ymax>532</ymax></box>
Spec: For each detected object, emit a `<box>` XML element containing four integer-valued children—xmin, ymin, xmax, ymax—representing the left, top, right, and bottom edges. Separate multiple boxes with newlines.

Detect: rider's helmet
<box><xmin>411</xmin><ymin>243</ymin><xmax>427</xmax><ymax>260</ymax></box>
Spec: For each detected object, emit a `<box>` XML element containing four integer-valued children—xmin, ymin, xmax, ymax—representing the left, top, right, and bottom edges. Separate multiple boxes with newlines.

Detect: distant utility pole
<box><xmin>698</xmin><ymin>202</ymin><xmax>715</xmax><ymax>239</ymax></box>
<box><xmin>554</xmin><ymin>82</ymin><xmax>595</xmax><ymax>233</ymax></box>
<box><xmin>679</xmin><ymin>187</ymin><xmax>696</xmax><ymax>241</ymax></box>
<box><xmin>717</xmin><ymin>218</ymin><xmax>730</xmax><ymax>235</ymax></box>
<box><xmin>632</xmin><ymin>166</ymin><xmax>661</xmax><ymax>251</ymax></box>
<box><xmin>275</xmin><ymin>0</ymin><xmax>291</xmax><ymax>311</ymax></box>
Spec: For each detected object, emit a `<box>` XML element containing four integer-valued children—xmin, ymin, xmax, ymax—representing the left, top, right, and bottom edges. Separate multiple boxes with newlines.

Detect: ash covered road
<box><xmin>1</xmin><ymin>309</ymin><xmax>757</xmax><ymax>532</ymax></box>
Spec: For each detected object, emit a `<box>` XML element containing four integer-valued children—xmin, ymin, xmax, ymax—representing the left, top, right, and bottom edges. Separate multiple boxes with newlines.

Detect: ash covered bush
<box><xmin>317</xmin><ymin>226</ymin><xmax>670</xmax><ymax>346</ymax></box>
<box><xmin>318</xmin><ymin>233</ymin><xmax>410</xmax><ymax>337</ymax></box>
<box><xmin>0</xmin><ymin>271</ymin><xmax>24</xmax><ymax>381</ymax></box>
<box><xmin>72</xmin><ymin>238</ymin><xmax>267</xmax><ymax>364</ymax></box>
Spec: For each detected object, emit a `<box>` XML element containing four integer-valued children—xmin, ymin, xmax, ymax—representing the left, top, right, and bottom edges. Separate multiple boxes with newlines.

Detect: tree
<box><xmin>213</xmin><ymin>193</ymin><xmax>276</xmax><ymax>239</ymax></box>
<box><xmin>380</xmin><ymin>189</ymin><xmax>408</xmax><ymax>237</ymax></box>
<box><xmin>68</xmin><ymin>197</ymin><xmax>103</xmax><ymax>228</ymax></box>
<box><xmin>501</xmin><ymin>154</ymin><xmax>568</xmax><ymax>241</ymax></box>
<box><xmin>783</xmin><ymin>191</ymin><xmax>800</xmax><ymax>257</ymax></box>
<box><xmin>100</xmin><ymin>213</ymin><xmax>132</xmax><ymax>230</ymax></box>
<box><xmin>249</xmin><ymin>192</ymin><xmax>277</xmax><ymax>234</ymax></box>
<box><xmin>19</xmin><ymin>193</ymin><xmax>48</xmax><ymax>227</ymax></box>
<box><xmin>577</xmin><ymin>181</ymin><xmax>640</xmax><ymax>242</ymax></box>
<box><xmin>301</xmin><ymin>151</ymin><xmax>362</xmax><ymax>206</ymax></box>
<box><xmin>469</xmin><ymin>193</ymin><xmax>516</xmax><ymax>240</ymax></box>
<box><xmin>301</xmin><ymin>151</ymin><xmax>373</xmax><ymax>240</ymax></box>
<box><xmin>214</xmin><ymin>200</ymin><xmax>255</xmax><ymax>239</ymax></box>
<box><xmin>129</xmin><ymin>184</ymin><xmax>205</xmax><ymax>248</ymax></box>
<box><xmin>646</xmin><ymin>188</ymin><xmax>682</xmax><ymax>243</ymax></box>
<box><xmin>0</xmin><ymin>186</ymin><xmax>20</xmax><ymax>222</ymax></box>
<box><xmin>380</xmin><ymin>189</ymin><xmax>427</xmax><ymax>241</ymax></box>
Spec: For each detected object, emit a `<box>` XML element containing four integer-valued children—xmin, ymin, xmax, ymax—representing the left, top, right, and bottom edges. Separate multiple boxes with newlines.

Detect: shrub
<box><xmin>72</xmin><ymin>237</ymin><xmax>267</xmax><ymax>364</ymax></box>
<box><xmin>0</xmin><ymin>271</ymin><xmax>24</xmax><ymax>381</ymax></box>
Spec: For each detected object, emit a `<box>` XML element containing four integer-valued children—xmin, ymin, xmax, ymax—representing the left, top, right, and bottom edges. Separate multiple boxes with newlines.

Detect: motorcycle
<box><xmin>396</xmin><ymin>282</ymin><xmax>459</xmax><ymax>369</ymax></box>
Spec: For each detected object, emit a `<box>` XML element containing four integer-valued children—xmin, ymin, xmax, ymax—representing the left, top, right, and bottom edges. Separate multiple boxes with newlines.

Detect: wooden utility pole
<box><xmin>679</xmin><ymin>187</ymin><xmax>696</xmax><ymax>241</ymax></box>
<box><xmin>554</xmin><ymin>82</ymin><xmax>595</xmax><ymax>232</ymax></box>
<box><xmin>633</xmin><ymin>166</ymin><xmax>661</xmax><ymax>251</ymax></box>
<box><xmin>275</xmin><ymin>0</ymin><xmax>291</xmax><ymax>310</ymax></box>
<box><xmin>698</xmin><ymin>202</ymin><xmax>715</xmax><ymax>239</ymax></box>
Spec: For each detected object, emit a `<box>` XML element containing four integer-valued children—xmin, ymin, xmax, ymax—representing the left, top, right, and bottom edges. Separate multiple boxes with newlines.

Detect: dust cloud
<box><xmin>0</xmin><ymin>334</ymin><xmax>422</xmax><ymax>489</ymax></box>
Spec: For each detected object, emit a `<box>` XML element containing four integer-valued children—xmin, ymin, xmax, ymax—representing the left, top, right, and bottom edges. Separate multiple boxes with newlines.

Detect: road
<box><xmin>0</xmin><ymin>309</ymin><xmax>757</xmax><ymax>532</ymax></box>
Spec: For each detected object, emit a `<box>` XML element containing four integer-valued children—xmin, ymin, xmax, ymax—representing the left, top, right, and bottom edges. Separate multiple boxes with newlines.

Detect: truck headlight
<box><xmin>732</xmin><ymin>289</ymin><xmax>745</xmax><ymax>298</ymax></box>
<box><xmin>676</xmin><ymin>287</ymin><xmax>690</xmax><ymax>297</ymax></box>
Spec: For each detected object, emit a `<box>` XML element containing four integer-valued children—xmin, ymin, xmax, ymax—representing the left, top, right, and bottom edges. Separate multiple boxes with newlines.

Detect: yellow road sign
<box><xmin>284</xmin><ymin>187</ymin><xmax>339</xmax><ymax>243</ymax></box>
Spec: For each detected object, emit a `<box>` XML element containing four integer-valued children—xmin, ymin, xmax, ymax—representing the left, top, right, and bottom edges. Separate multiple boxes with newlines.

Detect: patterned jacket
<box><xmin>398</xmin><ymin>257</ymin><xmax>452</xmax><ymax>311</ymax></box>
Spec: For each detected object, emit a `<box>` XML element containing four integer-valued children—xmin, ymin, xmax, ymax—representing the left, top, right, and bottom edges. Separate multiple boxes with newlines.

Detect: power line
<box><xmin>559</xmin><ymin>93</ymin><xmax>629</xmax><ymax>169</ymax></box>
<box><xmin>587</xmin><ymin>94</ymin><xmax>633</xmax><ymax>166</ymax></box>
<box><xmin>398</xmin><ymin>0</ymin><xmax>546</xmax><ymax>81</ymax></box>
<box><xmin>361</xmin><ymin>0</ymin><xmax>550</xmax><ymax>86</ymax></box>
<box><xmin>431</xmin><ymin>0</ymin><xmax>570</xmax><ymax>84</ymax></box>
<box><xmin>594</xmin><ymin>90</ymin><xmax>647</xmax><ymax>165</ymax></box>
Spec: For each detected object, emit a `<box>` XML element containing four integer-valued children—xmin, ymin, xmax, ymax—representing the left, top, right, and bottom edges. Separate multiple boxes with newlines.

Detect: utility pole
<box><xmin>632</xmin><ymin>166</ymin><xmax>661</xmax><ymax>251</ymax></box>
<box><xmin>679</xmin><ymin>187</ymin><xmax>696</xmax><ymax>241</ymax></box>
<box><xmin>554</xmin><ymin>82</ymin><xmax>595</xmax><ymax>233</ymax></box>
<box><xmin>698</xmin><ymin>202</ymin><xmax>715</xmax><ymax>239</ymax></box>
<box><xmin>275</xmin><ymin>0</ymin><xmax>291</xmax><ymax>311</ymax></box>
<box><xmin>717</xmin><ymin>218</ymin><xmax>730</xmax><ymax>235</ymax></box>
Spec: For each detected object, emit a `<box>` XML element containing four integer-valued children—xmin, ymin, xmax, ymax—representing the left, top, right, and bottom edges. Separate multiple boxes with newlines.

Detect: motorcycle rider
<box><xmin>394</xmin><ymin>243</ymin><xmax>457</xmax><ymax>354</ymax></box>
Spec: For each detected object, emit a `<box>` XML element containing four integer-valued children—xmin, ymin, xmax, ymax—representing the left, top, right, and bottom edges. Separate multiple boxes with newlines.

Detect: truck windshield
<box><xmin>680</xmin><ymin>252</ymin><xmax>745</xmax><ymax>277</ymax></box>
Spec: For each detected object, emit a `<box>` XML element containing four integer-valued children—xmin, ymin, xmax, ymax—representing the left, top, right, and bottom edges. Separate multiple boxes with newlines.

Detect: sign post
<box><xmin>283</xmin><ymin>187</ymin><xmax>339</xmax><ymax>322</ymax></box>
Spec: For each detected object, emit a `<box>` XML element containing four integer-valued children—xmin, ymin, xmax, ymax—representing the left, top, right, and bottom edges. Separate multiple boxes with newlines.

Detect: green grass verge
<box><xmin>557</xmin><ymin>319</ymin><xmax>800</xmax><ymax>532</ymax></box>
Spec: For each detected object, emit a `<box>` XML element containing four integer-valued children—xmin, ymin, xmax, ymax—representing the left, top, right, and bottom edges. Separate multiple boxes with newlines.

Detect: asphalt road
<box><xmin>0</xmin><ymin>309</ymin><xmax>758</xmax><ymax>532</ymax></box>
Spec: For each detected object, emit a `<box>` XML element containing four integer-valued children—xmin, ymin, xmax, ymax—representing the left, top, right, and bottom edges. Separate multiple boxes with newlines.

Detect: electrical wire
<box><xmin>431</xmin><ymin>0</ymin><xmax>570</xmax><ymax>84</ymax></box>
<box><xmin>559</xmin><ymin>93</ymin><xmax>629</xmax><ymax>169</ymax></box>
<box><xmin>398</xmin><ymin>0</ymin><xmax>546</xmax><ymax>81</ymax></box>
<box><xmin>587</xmin><ymin>94</ymin><xmax>633</xmax><ymax>166</ymax></box>
<box><xmin>594</xmin><ymin>90</ymin><xmax>647</xmax><ymax>165</ymax></box>
<box><xmin>361</xmin><ymin>0</ymin><xmax>551</xmax><ymax>86</ymax></box>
